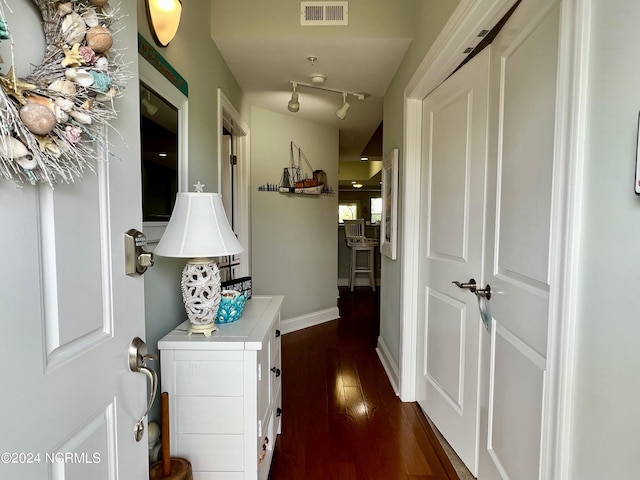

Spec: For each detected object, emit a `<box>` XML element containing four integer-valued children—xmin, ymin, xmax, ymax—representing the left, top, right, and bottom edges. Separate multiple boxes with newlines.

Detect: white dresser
<box><xmin>158</xmin><ymin>295</ymin><xmax>284</xmax><ymax>480</ymax></box>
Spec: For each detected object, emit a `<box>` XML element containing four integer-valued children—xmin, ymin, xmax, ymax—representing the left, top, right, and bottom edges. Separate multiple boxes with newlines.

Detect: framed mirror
<box><xmin>139</xmin><ymin>54</ymin><xmax>188</xmax><ymax>243</ymax></box>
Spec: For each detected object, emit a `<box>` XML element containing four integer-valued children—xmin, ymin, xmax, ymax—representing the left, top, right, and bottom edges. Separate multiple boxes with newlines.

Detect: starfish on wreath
<box><xmin>0</xmin><ymin>66</ymin><xmax>36</xmax><ymax>105</ymax></box>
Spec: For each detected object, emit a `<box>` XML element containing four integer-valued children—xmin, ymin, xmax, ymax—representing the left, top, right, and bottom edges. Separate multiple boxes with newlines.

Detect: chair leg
<box><xmin>369</xmin><ymin>248</ymin><xmax>375</xmax><ymax>291</ymax></box>
<box><xmin>349</xmin><ymin>248</ymin><xmax>356</xmax><ymax>292</ymax></box>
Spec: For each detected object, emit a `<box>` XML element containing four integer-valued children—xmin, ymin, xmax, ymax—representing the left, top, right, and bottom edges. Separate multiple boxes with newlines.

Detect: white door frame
<box><xmin>217</xmin><ymin>89</ymin><xmax>251</xmax><ymax>278</ymax></box>
<box><xmin>399</xmin><ymin>0</ymin><xmax>590</xmax><ymax>477</ymax></box>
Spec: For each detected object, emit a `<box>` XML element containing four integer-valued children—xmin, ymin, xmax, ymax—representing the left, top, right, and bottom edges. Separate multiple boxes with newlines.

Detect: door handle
<box><xmin>129</xmin><ymin>337</ymin><xmax>158</xmax><ymax>442</ymax></box>
<box><xmin>452</xmin><ymin>278</ymin><xmax>477</xmax><ymax>292</ymax></box>
<box><xmin>452</xmin><ymin>278</ymin><xmax>491</xmax><ymax>300</ymax></box>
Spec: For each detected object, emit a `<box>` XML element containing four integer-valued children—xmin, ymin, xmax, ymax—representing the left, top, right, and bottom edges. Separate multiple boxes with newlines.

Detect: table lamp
<box><xmin>154</xmin><ymin>183</ymin><xmax>244</xmax><ymax>336</ymax></box>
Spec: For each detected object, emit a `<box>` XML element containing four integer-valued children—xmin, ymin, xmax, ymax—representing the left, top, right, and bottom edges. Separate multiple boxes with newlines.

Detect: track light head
<box><xmin>288</xmin><ymin>84</ymin><xmax>300</xmax><ymax>113</ymax></box>
<box><xmin>288</xmin><ymin>92</ymin><xmax>300</xmax><ymax>113</ymax></box>
<box><xmin>336</xmin><ymin>93</ymin><xmax>350</xmax><ymax>120</ymax></box>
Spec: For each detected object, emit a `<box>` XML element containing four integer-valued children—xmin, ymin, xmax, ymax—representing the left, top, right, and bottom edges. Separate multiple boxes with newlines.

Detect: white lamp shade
<box><xmin>155</xmin><ymin>192</ymin><xmax>244</xmax><ymax>258</ymax></box>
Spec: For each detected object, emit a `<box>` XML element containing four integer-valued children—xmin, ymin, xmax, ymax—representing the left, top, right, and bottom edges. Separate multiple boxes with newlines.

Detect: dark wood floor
<box><xmin>268</xmin><ymin>286</ymin><xmax>459</xmax><ymax>480</ymax></box>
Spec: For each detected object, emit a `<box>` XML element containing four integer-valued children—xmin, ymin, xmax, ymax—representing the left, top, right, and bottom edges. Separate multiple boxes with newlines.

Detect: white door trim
<box><xmin>400</xmin><ymin>0</ymin><xmax>589</xmax><ymax>478</ymax></box>
<box><xmin>217</xmin><ymin>89</ymin><xmax>251</xmax><ymax>277</ymax></box>
<box><xmin>543</xmin><ymin>1</ymin><xmax>590</xmax><ymax>478</ymax></box>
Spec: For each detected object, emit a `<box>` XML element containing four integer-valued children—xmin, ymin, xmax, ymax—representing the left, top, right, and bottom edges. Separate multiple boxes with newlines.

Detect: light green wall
<box><xmin>251</xmin><ymin>107</ymin><xmax>338</xmax><ymax>320</ymax></box>
<box><xmin>380</xmin><ymin>0</ymin><xmax>462</xmax><ymax>371</ymax></box>
<box><xmin>570</xmin><ymin>1</ymin><xmax>640</xmax><ymax>477</ymax></box>
<box><xmin>137</xmin><ymin>2</ymin><xmax>246</xmax><ymax>424</ymax></box>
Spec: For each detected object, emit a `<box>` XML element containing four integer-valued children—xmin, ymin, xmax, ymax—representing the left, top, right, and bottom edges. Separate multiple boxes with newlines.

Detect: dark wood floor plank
<box><xmin>269</xmin><ymin>287</ymin><xmax>459</xmax><ymax>480</ymax></box>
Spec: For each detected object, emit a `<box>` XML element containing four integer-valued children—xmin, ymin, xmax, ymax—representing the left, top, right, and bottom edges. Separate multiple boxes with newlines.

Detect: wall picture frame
<box><xmin>381</xmin><ymin>148</ymin><xmax>399</xmax><ymax>260</ymax></box>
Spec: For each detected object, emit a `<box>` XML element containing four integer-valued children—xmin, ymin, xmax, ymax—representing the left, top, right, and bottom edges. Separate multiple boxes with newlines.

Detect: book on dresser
<box><xmin>158</xmin><ymin>295</ymin><xmax>284</xmax><ymax>480</ymax></box>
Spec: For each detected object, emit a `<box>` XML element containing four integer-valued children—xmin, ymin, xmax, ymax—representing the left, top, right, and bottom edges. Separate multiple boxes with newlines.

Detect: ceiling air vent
<box><xmin>301</xmin><ymin>2</ymin><xmax>348</xmax><ymax>26</ymax></box>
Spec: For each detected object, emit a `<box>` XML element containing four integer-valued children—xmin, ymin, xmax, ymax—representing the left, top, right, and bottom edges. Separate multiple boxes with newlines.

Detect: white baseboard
<box><xmin>376</xmin><ymin>336</ymin><xmax>400</xmax><ymax>396</ymax></box>
<box><xmin>280</xmin><ymin>307</ymin><xmax>340</xmax><ymax>335</ymax></box>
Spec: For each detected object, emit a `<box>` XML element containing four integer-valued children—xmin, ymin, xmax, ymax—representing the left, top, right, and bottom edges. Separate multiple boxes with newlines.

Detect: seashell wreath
<box><xmin>0</xmin><ymin>0</ymin><xmax>130</xmax><ymax>187</ymax></box>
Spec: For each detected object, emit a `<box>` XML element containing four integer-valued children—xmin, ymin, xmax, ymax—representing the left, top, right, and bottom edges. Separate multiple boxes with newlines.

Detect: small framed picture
<box><xmin>380</xmin><ymin>148</ymin><xmax>399</xmax><ymax>260</ymax></box>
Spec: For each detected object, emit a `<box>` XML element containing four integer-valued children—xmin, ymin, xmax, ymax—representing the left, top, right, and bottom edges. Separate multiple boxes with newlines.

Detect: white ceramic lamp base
<box><xmin>181</xmin><ymin>258</ymin><xmax>221</xmax><ymax>336</ymax></box>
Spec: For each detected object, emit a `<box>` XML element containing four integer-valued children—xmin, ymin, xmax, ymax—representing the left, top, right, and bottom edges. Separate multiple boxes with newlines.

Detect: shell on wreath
<box><xmin>90</xmin><ymin>70</ymin><xmax>112</xmax><ymax>92</ymax></box>
<box><xmin>26</xmin><ymin>94</ymin><xmax>55</xmax><ymax>112</ymax></box>
<box><xmin>16</xmin><ymin>154</ymin><xmax>38</xmax><ymax>170</ymax></box>
<box><xmin>65</xmin><ymin>68</ymin><xmax>94</xmax><ymax>87</ymax></box>
<box><xmin>96</xmin><ymin>87</ymin><xmax>116</xmax><ymax>102</ymax></box>
<box><xmin>86</xmin><ymin>26</ymin><xmax>113</xmax><ymax>54</ymax></box>
<box><xmin>0</xmin><ymin>135</ymin><xmax>29</xmax><ymax>159</ymax></box>
<box><xmin>79</xmin><ymin>46</ymin><xmax>97</xmax><ymax>65</ymax></box>
<box><xmin>36</xmin><ymin>135</ymin><xmax>63</xmax><ymax>158</ymax></box>
<box><xmin>58</xmin><ymin>2</ymin><xmax>73</xmax><ymax>15</ymax></box>
<box><xmin>61</xmin><ymin>13</ymin><xmax>86</xmax><ymax>46</ymax></box>
<box><xmin>55</xmin><ymin>97</ymin><xmax>75</xmax><ymax>113</ymax></box>
<box><xmin>82</xmin><ymin>99</ymin><xmax>94</xmax><ymax>110</ymax></box>
<box><xmin>82</xmin><ymin>9</ymin><xmax>100</xmax><ymax>28</ymax></box>
<box><xmin>49</xmin><ymin>79</ymin><xmax>77</xmax><ymax>96</ymax></box>
<box><xmin>55</xmin><ymin>107</ymin><xmax>69</xmax><ymax>123</ymax></box>
<box><xmin>63</xmin><ymin>125</ymin><xmax>83</xmax><ymax>144</ymax></box>
<box><xmin>69</xmin><ymin>110</ymin><xmax>92</xmax><ymax>125</ymax></box>
<box><xmin>94</xmin><ymin>56</ymin><xmax>109</xmax><ymax>70</ymax></box>
<box><xmin>19</xmin><ymin>103</ymin><xmax>57</xmax><ymax>135</ymax></box>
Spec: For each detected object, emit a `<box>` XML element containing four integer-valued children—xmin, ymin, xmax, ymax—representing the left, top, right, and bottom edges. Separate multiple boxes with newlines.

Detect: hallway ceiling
<box><xmin>210</xmin><ymin>1</ymin><xmax>416</xmax><ymax>165</ymax></box>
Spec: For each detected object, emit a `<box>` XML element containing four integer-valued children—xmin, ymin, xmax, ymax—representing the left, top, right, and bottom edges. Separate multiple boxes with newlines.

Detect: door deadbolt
<box><xmin>124</xmin><ymin>229</ymin><xmax>154</xmax><ymax>276</ymax></box>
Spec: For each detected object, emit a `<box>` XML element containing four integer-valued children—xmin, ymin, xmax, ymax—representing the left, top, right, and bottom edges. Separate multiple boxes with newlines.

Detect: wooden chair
<box><xmin>343</xmin><ymin>219</ymin><xmax>378</xmax><ymax>291</ymax></box>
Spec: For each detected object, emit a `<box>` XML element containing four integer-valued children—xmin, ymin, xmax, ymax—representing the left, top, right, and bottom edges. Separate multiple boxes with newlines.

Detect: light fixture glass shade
<box><xmin>288</xmin><ymin>92</ymin><xmax>300</xmax><ymax>112</ymax></box>
<box><xmin>155</xmin><ymin>192</ymin><xmax>243</xmax><ymax>258</ymax></box>
<box><xmin>145</xmin><ymin>0</ymin><xmax>183</xmax><ymax>47</ymax></box>
<box><xmin>336</xmin><ymin>100</ymin><xmax>351</xmax><ymax>120</ymax></box>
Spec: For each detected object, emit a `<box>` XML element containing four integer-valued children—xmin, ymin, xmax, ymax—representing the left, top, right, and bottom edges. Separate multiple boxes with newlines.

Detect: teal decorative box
<box><xmin>216</xmin><ymin>290</ymin><xmax>247</xmax><ymax>324</ymax></box>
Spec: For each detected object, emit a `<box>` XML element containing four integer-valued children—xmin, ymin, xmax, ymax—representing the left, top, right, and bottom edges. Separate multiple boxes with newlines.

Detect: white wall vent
<box><xmin>301</xmin><ymin>2</ymin><xmax>348</xmax><ymax>26</ymax></box>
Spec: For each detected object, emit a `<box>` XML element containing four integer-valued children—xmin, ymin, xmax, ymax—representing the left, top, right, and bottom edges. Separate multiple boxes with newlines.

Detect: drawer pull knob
<box><xmin>275</xmin><ymin>329</ymin><xmax>281</xmax><ymax>338</ymax></box>
<box><xmin>271</xmin><ymin>366</ymin><xmax>281</xmax><ymax>377</ymax></box>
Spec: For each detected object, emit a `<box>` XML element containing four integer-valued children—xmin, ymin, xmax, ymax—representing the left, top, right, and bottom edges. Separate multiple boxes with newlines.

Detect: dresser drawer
<box><xmin>175</xmin><ymin>359</ymin><xmax>244</xmax><ymax>396</ymax></box>
<box><xmin>176</xmin><ymin>396</ymin><xmax>244</xmax><ymax>434</ymax></box>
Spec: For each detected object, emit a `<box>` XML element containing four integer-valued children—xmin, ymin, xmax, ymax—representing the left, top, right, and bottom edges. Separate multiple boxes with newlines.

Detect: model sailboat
<box><xmin>279</xmin><ymin>141</ymin><xmax>325</xmax><ymax>194</ymax></box>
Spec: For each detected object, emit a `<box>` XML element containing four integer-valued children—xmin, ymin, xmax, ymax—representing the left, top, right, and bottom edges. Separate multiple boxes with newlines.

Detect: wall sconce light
<box><xmin>145</xmin><ymin>0</ymin><xmax>183</xmax><ymax>47</ymax></box>
<box><xmin>287</xmin><ymin>81</ymin><xmax>367</xmax><ymax>119</ymax></box>
<box><xmin>288</xmin><ymin>83</ymin><xmax>300</xmax><ymax>112</ymax></box>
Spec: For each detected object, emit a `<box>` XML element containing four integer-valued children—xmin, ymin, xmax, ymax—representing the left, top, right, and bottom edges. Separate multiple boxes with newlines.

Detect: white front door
<box><xmin>0</xmin><ymin>3</ymin><xmax>148</xmax><ymax>479</ymax></box>
<box><xmin>479</xmin><ymin>0</ymin><xmax>560</xmax><ymax>478</ymax></box>
<box><xmin>416</xmin><ymin>48</ymin><xmax>490</xmax><ymax>476</ymax></box>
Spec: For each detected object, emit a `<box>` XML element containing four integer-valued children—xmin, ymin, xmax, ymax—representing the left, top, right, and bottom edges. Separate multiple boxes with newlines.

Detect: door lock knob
<box><xmin>124</xmin><ymin>229</ymin><xmax>154</xmax><ymax>276</ymax></box>
<box><xmin>138</xmin><ymin>251</ymin><xmax>154</xmax><ymax>268</ymax></box>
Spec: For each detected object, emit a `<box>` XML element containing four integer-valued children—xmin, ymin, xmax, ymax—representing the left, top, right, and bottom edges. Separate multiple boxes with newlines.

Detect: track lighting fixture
<box><xmin>288</xmin><ymin>83</ymin><xmax>300</xmax><ymax>112</ymax></box>
<box><xmin>141</xmin><ymin>91</ymin><xmax>158</xmax><ymax>116</ymax></box>
<box><xmin>335</xmin><ymin>92</ymin><xmax>351</xmax><ymax>120</ymax></box>
<box><xmin>287</xmin><ymin>81</ymin><xmax>366</xmax><ymax>119</ymax></box>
